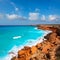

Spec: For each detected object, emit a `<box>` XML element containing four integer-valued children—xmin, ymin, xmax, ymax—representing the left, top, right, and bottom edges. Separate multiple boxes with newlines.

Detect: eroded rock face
<box><xmin>55</xmin><ymin>46</ymin><xmax>60</xmax><ymax>60</ymax></box>
<box><xmin>11</xmin><ymin>25</ymin><xmax>60</xmax><ymax>60</ymax></box>
<box><xmin>18</xmin><ymin>46</ymin><xmax>31</xmax><ymax>60</ymax></box>
<box><xmin>56</xmin><ymin>29</ymin><xmax>60</xmax><ymax>36</ymax></box>
<box><xmin>37</xmin><ymin>25</ymin><xmax>58</xmax><ymax>32</ymax></box>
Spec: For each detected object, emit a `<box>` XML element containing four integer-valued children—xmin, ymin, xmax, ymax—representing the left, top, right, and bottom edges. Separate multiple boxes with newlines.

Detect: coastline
<box><xmin>0</xmin><ymin>26</ymin><xmax>51</xmax><ymax>60</ymax></box>
<box><xmin>10</xmin><ymin>32</ymin><xmax>51</xmax><ymax>60</ymax></box>
<box><xmin>11</xmin><ymin>25</ymin><xmax>60</xmax><ymax>60</ymax></box>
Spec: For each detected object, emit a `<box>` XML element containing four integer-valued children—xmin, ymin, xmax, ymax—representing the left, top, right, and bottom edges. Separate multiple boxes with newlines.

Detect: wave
<box><xmin>34</xmin><ymin>27</ymin><xmax>37</xmax><ymax>30</ymax></box>
<box><xmin>25</xmin><ymin>30</ymin><xmax>52</xmax><ymax>47</ymax></box>
<box><xmin>0</xmin><ymin>45</ymin><xmax>24</xmax><ymax>60</ymax></box>
<box><xmin>13</xmin><ymin>36</ymin><xmax>22</xmax><ymax>39</ymax></box>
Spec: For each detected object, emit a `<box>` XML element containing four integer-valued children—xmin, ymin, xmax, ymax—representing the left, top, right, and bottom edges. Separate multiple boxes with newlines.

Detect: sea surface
<box><xmin>0</xmin><ymin>26</ymin><xmax>50</xmax><ymax>60</ymax></box>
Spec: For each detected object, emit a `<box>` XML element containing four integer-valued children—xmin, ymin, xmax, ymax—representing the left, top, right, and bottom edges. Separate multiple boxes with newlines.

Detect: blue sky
<box><xmin>0</xmin><ymin>0</ymin><xmax>60</xmax><ymax>25</ymax></box>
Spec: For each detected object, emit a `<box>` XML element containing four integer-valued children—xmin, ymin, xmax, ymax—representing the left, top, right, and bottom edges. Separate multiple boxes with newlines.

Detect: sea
<box><xmin>0</xmin><ymin>25</ymin><xmax>51</xmax><ymax>60</ymax></box>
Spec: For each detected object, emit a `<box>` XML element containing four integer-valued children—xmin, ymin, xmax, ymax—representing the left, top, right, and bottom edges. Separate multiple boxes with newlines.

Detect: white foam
<box><xmin>25</xmin><ymin>30</ymin><xmax>52</xmax><ymax>47</ymax></box>
<box><xmin>25</xmin><ymin>37</ymin><xmax>44</xmax><ymax>47</ymax></box>
<box><xmin>0</xmin><ymin>54</ymin><xmax>16</xmax><ymax>60</ymax></box>
<box><xmin>34</xmin><ymin>27</ymin><xmax>37</xmax><ymax>30</ymax></box>
<box><xmin>0</xmin><ymin>45</ymin><xmax>24</xmax><ymax>60</ymax></box>
<box><xmin>13</xmin><ymin>36</ymin><xmax>22</xmax><ymax>39</ymax></box>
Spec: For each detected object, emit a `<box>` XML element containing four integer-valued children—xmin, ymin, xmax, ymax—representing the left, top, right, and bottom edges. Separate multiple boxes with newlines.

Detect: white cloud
<box><xmin>11</xmin><ymin>2</ymin><xmax>19</xmax><ymax>11</ymax></box>
<box><xmin>11</xmin><ymin>2</ymin><xmax>14</xmax><ymax>5</ymax></box>
<box><xmin>6</xmin><ymin>14</ymin><xmax>20</xmax><ymax>20</ymax></box>
<box><xmin>48</xmin><ymin>15</ymin><xmax>58</xmax><ymax>21</ymax></box>
<box><xmin>29</xmin><ymin>12</ymin><xmax>39</xmax><ymax>20</ymax></box>
<box><xmin>0</xmin><ymin>14</ymin><xmax>4</xmax><ymax>19</ymax></box>
<box><xmin>15</xmin><ymin>7</ymin><xmax>19</xmax><ymax>11</ymax></box>
<box><xmin>6</xmin><ymin>14</ymin><xmax>26</xmax><ymax>20</ymax></box>
<box><xmin>41</xmin><ymin>15</ymin><xmax>46</xmax><ymax>20</ymax></box>
<box><xmin>0</xmin><ymin>14</ymin><xmax>3</xmax><ymax>18</ymax></box>
<box><xmin>35</xmin><ymin>8</ymin><xmax>40</xmax><ymax>12</ymax></box>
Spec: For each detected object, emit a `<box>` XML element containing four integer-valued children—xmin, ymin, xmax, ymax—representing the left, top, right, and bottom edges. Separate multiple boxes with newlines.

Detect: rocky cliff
<box><xmin>11</xmin><ymin>25</ymin><xmax>60</xmax><ymax>60</ymax></box>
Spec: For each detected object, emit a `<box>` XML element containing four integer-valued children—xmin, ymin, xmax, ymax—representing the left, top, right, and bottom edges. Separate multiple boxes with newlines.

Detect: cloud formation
<box><xmin>0</xmin><ymin>12</ymin><xmax>60</xmax><ymax>23</ymax></box>
<box><xmin>41</xmin><ymin>15</ymin><xmax>46</xmax><ymax>20</ymax></box>
<box><xmin>6</xmin><ymin>14</ymin><xmax>26</xmax><ymax>20</ymax></box>
<box><xmin>0</xmin><ymin>14</ymin><xmax>4</xmax><ymax>19</ymax></box>
<box><xmin>28</xmin><ymin>12</ymin><xmax>39</xmax><ymax>20</ymax></box>
<box><xmin>6</xmin><ymin>14</ymin><xmax>20</xmax><ymax>20</ymax></box>
<box><xmin>11</xmin><ymin>2</ymin><xmax>19</xmax><ymax>11</ymax></box>
<box><xmin>48</xmin><ymin>15</ymin><xmax>58</xmax><ymax>21</ymax></box>
<box><xmin>15</xmin><ymin>7</ymin><xmax>19</xmax><ymax>11</ymax></box>
<box><xmin>35</xmin><ymin>8</ymin><xmax>40</xmax><ymax>12</ymax></box>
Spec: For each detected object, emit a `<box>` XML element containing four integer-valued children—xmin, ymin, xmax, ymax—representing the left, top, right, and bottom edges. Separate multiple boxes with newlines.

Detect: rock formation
<box><xmin>11</xmin><ymin>25</ymin><xmax>60</xmax><ymax>60</ymax></box>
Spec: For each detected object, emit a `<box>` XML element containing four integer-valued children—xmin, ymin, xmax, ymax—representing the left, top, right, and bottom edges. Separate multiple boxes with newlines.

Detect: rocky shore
<box><xmin>11</xmin><ymin>25</ymin><xmax>60</xmax><ymax>60</ymax></box>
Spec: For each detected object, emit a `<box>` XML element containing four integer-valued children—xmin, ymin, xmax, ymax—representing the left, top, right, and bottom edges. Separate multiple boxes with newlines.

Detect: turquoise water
<box><xmin>0</xmin><ymin>26</ymin><xmax>47</xmax><ymax>59</ymax></box>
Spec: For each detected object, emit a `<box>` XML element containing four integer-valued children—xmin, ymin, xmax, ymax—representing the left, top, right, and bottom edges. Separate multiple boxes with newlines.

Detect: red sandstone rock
<box><xmin>42</xmin><ymin>43</ymin><xmax>51</xmax><ymax>54</ymax></box>
<box><xmin>31</xmin><ymin>46</ymin><xmax>37</xmax><ymax>54</ymax></box>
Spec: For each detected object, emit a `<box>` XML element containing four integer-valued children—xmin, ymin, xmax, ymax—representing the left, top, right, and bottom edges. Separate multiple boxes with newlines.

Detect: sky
<box><xmin>0</xmin><ymin>0</ymin><xmax>60</xmax><ymax>25</ymax></box>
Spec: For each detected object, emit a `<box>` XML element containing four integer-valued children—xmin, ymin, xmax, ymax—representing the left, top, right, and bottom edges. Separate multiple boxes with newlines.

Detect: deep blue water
<box><xmin>0</xmin><ymin>26</ymin><xmax>47</xmax><ymax>59</ymax></box>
